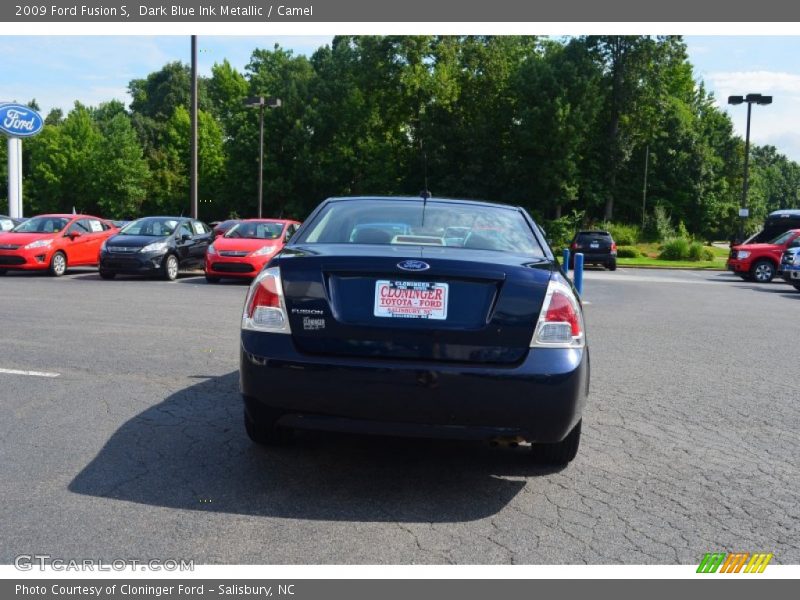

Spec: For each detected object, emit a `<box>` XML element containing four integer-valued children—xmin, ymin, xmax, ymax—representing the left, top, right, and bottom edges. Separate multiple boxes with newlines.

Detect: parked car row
<box><xmin>0</xmin><ymin>214</ymin><xmax>300</xmax><ymax>282</ymax></box>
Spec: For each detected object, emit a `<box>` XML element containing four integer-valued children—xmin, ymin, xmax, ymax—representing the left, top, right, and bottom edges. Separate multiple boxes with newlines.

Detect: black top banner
<box><xmin>2</xmin><ymin>0</ymin><xmax>800</xmax><ymax>22</ymax></box>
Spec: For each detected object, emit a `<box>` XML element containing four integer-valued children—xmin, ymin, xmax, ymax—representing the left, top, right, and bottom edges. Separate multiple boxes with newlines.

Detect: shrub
<box><xmin>659</xmin><ymin>238</ymin><xmax>691</xmax><ymax>260</ymax></box>
<box><xmin>677</xmin><ymin>220</ymin><xmax>691</xmax><ymax>241</ymax></box>
<box><xmin>643</xmin><ymin>205</ymin><xmax>675</xmax><ymax>242</ymax></box>
<box><xmin>616</xmin><ymin>246</ymin><xmax>641</xmax><ymax>258</ymax></box>
<box><xmin>687</xmin><ymin>241</ymin><xmax>704</xmax><ymax>261</ymax></box>
<box><xmin>601</xmin><ymin>222</ymin><xmax>640</xmax><ymax>246</ymax></box>
<box><xmin>542</xmin><ymin>210</ymin><xmax>585</xmax><ymax>250</ymax></box>
<box><xmin>701</xmin><ymin>247</ymin><xmax>716</xmax><ymax>261</ymax></box>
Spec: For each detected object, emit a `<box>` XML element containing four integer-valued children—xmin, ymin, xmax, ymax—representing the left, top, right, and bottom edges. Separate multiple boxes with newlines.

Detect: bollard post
<box><xmin>562</xmin><ymin>248</ymin><xmax>570</xmax><ymax>276</ymax></box>
<box><xmin>574</xmin><ymin>253</ymin><xmax>584</xmax><ymax>296</ymax></box>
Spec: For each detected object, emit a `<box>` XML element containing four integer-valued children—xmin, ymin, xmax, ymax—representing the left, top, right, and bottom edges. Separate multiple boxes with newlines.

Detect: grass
<box><xmin>615</xmin><ymin>242</ymin><xmax>729</xmax><ymax>269</ymax></box>
<box><xmin>616</xmin><ymin>256</ymin><xmax>727</xmax><ymax>269</ymax></box>
<box><xmin>556</xmin><ymin>241</ymin><xmax>731</xmax><ymax>270</ymax></box>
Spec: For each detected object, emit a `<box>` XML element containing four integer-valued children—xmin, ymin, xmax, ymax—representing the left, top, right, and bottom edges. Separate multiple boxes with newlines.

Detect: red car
<box><xmin>727</xmin><ymin>228</ymin><xmax>800</xmax><ymax>283</ymax></box>
<box><xmin>0</xmin><ymin>214</ymin><xmax>118</xmax><ymax>277</ymax></box>
<box><xmin>205</xmin><ymin>219</ymin><xmax>301</xmax><ymax>283</ymax></box>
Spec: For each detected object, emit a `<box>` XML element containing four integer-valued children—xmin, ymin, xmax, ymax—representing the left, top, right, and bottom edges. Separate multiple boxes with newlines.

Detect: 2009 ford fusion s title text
<box><xmin>240</xmin><ymin>196</ymin><xmax>589</xmax><ymax>465</ymax></box>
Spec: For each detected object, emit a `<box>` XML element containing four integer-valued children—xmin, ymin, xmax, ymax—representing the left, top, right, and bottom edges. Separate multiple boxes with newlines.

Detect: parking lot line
<box><xmin>0</xmin><ymin>367</ymin><xmax>60</xmax><ymax>378</ymax></box>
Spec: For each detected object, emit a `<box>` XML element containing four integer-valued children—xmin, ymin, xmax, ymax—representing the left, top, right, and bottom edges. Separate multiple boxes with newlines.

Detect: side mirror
<box><xmin>181</xmin><ymin>233</ymin><xmax>192</xmax><ymax>241</ymax></box>
<box><xmin>68</xmin><ymin>231</ymin><xmax>82</xmax><ymax>239</ymax></box>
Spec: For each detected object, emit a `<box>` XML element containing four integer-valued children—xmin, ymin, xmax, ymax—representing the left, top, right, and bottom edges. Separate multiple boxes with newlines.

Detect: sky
<box><xmin>1</xmin><ymin>35</ymin><xmax>800</xmax><ymax>161</ymax></box>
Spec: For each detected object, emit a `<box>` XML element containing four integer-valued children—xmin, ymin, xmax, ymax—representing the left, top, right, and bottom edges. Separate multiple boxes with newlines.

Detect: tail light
<box><xmin>570</xmin><ymin>242</ymin><xmax>578</xmax><ymax>250</ymax></box>
<box><xmin>242</xmin><ymin>267</ymin><xmax>291</xmax><ymax>334</ymax></box>
<box><xmin>611</xmin><ymin>242</ymin><xmax>617</xmax><ymax>252</ymax></box>
<box><xmin>531</xmin><ymin>277</ymin><xmax>585</xmax><ymax>348</ymax></box>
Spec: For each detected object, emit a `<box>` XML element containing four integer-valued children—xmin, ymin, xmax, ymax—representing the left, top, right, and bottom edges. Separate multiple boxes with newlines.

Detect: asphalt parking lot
<box><xmin>1</xmin><ymin>267</ymin><xmax>799</xmax><ymax>564</ymax></box>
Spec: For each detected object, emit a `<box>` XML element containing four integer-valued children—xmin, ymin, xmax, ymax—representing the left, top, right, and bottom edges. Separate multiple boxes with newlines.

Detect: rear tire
<box><xmin>48</xmin><ymin>251</ymin><xmax>67</xmax><ymax>277</ymax></box>
<box><xmin>750</xmin><ymin>259</ymin><xmax>775</xmax><ymax>283</ymax></box>
<box><xmin>162</xmin><ymin>254</ymin><xmax>179</xmax><ymax>281</ymax></box>
<box><xmin>793</xmin><ymin>283</ymin><xmax>800</xmax><ymax>292</ymax></box>
<box><xmin>606</xmin><ymin>258</ymin><xmax>617</xmax><ymax>271</ymax></box>
<box><xmin>244</xmin><ymin>409</ymin><xmax>293</xmax><ymax>446</ymax></box>
<box><xmin>99</xmin><ymin>270</ymin><xmax>116</xmax><ymax>280</ymax></box>
<box><xmin>530</xmin><ymin>420</ymin><xmax>581</xmax><ymax>465</ymax></box>
<box><xmin>205</xmin><ymin>274</ymin><xmax>220</xmax><ymax>284</ymax></box>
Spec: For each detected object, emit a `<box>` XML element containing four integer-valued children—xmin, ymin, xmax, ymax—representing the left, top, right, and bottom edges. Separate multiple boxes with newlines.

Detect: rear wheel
<box><xmin>606</xmin><ymin>258</ymin><xmax>617</xmax><ymax>271</ymax></box>
<box><xmin>750</xmin><ymin>259</ymin><xmax>775</xmax><ymax>283</ymax></box>
<box><xmin>48</xmin><ymin>251</ymin><xmax>67</xmax><ymax>277</ymax></box>
<box><xmin>793</xmin><ymin>283</ymin><xmax>800</xmax><ymax>292</ymax></box>
<box><xmin>244</xmin><ymin>409</ymin><xmax>293</xmax><ymax>446</ymax></box>
<box><xmin>205</xmin><ymin>274</ymin><xmax>220</xmax><ymax>284</ymax></box>
<box><xmin>99</xmin><ymin>270</ymin><xmax>116</xmax><ymax>280</ymax></box>
<box><xmin>530</xmin><ymin>420</ymin><xmax>581</xmax><ymax>465</ymax></box>
<box><xmin>162</xmin><ymin>254</ymin><xmax>179</xmax><ymax>281</ymax></box>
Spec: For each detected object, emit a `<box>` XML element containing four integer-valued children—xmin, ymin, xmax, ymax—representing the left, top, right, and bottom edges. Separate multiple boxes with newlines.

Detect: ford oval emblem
<box><xmin>0</xmin><ymin>103</ymin><xmax>44</xmax><ymax>138</ymax></box>
<box><xmin>397</xmin><ymin>260</ymin><xmax>430</xmax><ymax>271</ymax></box>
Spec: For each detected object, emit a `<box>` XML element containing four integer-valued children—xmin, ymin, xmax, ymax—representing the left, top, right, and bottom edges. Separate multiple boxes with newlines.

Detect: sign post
<box><xmin>1</xmin><ymin>102</ymin><xmax>44</xmax><ymax>218</ymax></box>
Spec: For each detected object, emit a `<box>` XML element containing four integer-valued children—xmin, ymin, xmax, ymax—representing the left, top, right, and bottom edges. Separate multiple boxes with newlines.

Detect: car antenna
<box><xmin>420</xmin><ymin>139</ymin><xmax>431</xmax><ymax>227</ymax></box>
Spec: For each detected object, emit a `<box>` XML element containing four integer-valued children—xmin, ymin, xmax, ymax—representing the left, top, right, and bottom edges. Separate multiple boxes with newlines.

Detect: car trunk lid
<box><xmin>277</xmin><ymin>244</ymin><xmax>553</xmax><ymax>364</ymax></box>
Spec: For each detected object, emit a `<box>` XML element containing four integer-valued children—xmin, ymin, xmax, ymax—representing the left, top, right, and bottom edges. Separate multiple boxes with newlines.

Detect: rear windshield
<box><xmin>296</xmin><ymin>199</ymin><xmax>543</xmax><ymax>256</ymax></box>
<box><xmin>576</xmin><ymin>231</ymin><xmax>612</xmax><ymax>241</ymax></box>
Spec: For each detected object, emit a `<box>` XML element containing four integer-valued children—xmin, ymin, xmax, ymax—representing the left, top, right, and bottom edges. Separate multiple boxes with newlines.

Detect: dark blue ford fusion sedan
<box><xmin>239</xmin><ymin>196</ymin><xmax>589</xmax><ymax>464</ymax></box>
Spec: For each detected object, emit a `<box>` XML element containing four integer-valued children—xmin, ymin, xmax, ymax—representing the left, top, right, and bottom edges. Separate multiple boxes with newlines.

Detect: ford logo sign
<box><xmin>0</xmin><ymin>103</ymin><xmax>44</xmax><ymax>138</ymax></box>
<box><xmin>397</xmin><ymin>260</ymin><xmax>430</xmax><ymax>271</ymax></box>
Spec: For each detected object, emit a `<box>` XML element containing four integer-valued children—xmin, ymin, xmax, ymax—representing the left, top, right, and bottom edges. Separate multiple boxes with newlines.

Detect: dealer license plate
<box><xmin>374</xmin><ymin>280</ymin><xmax>449</xmax><ymax>319</ymax></box>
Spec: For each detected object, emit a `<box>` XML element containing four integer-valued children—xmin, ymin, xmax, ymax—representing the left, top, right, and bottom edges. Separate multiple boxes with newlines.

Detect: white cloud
<box><xmin>701</xmin><ymin>70</ymin><xmax>800</xmax><ymax>161</ymax></box>
<box><xmin>707</xmin><ymin>70</ymin><xmax>800</xmax><ymax>97</ymax></box>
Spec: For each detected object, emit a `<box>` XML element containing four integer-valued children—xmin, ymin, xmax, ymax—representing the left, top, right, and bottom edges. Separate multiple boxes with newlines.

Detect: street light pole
<box><xmin>257</xmin><ymin>102</ymin><xmax>264</xmax><ymax>218</ymax></box>
<box><xmin>244</xmin><ymin>96</ymin><xmax>282</xmax><ymax>219</ymax></box>
<box><xmin>641</xmin><ymin>143</ymin><xmax>649</xmax><ymax>230</ymax></box>
<box><xmin>728</xmin><ymin>93</ymin><xmax>772</xmax><ymax>243</ymax></box>
<box><xmin>740</xmin><ymin>100</ymin><xmax>752</xmax><ymax>243</ymax></box>
<box><xmin>190</xmin><ymin>35</ymin><xmax>198</xmax><ymax>220</ymax></box>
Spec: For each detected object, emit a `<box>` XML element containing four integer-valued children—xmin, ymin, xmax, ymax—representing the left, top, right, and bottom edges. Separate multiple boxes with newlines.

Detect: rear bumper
<box><xmin>573</xmin><ymin>252</ymin><xmax>615</xmax><ymax>264</ymax></box>
<box><xmin>240</xmin><ymin>332</ymin><xmax>589</xmax><ymax>443</ymax></box>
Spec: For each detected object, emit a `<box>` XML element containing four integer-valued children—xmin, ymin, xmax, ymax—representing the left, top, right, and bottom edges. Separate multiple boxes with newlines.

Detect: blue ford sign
<box><xmin>0</xmin><ymin>103</ymin><xmax>44</xmax><ymax>138</ymax></box>
<box><xmin>397</xmin><ymin>260</ymin><xmax>430</xmax><ymax>271</ymax></box>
